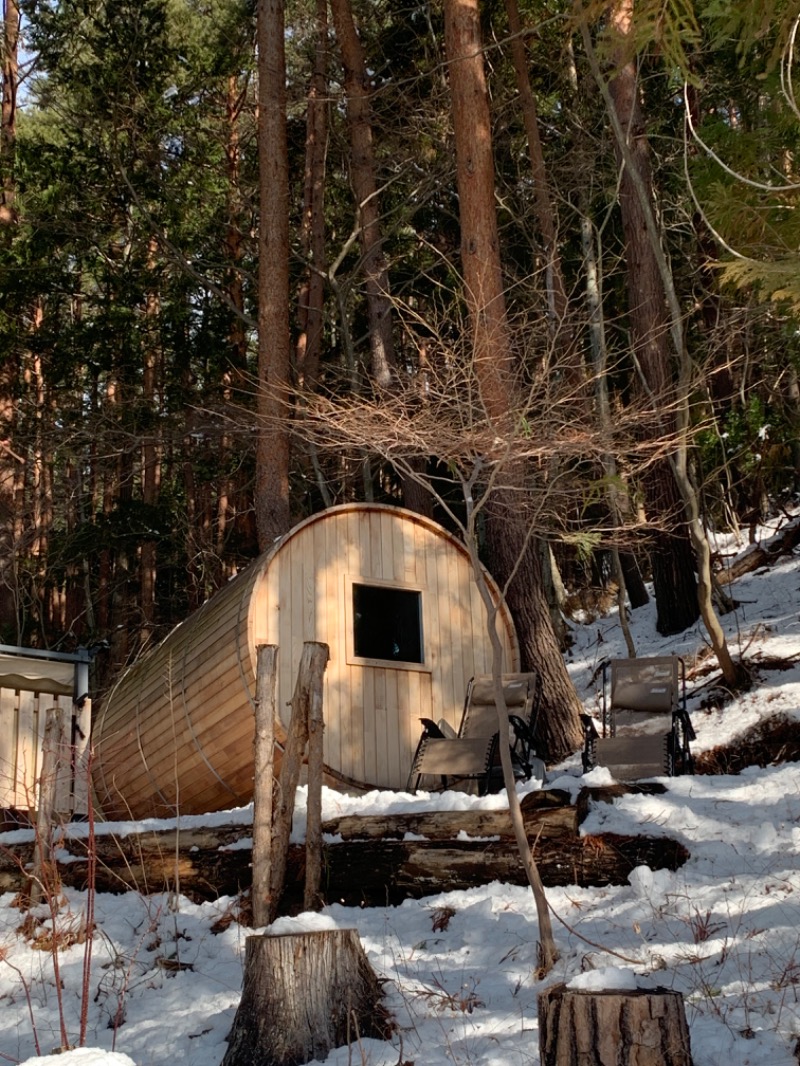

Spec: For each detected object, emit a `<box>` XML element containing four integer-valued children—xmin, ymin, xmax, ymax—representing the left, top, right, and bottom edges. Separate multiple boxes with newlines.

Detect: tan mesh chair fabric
<box><xmin>582</xmin><ymin>655</ymin><xmax>691</xmax><ymax>782</ymax></box>
<box><xmin>609</xmin><ymin>656</ymin><xmax>679</xmax><ymax>715</ymax></box>
<box><xmin>407</xmin><ymin>672</ymin><xmax>538</xmax><ymax>793</ymax></box>
<box><xmin>591</xmin><ymin>734</ymin><xmax>669</xmax><ymax>782</ymax></box>
<box><xmin>407</xmin><ymin>736</ymin><xmax>496</xmax><ymax>778</ymax></box>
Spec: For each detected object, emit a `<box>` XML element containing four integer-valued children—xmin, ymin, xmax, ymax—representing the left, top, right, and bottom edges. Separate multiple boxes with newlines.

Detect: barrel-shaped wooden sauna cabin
<box><xmin>92</xmin><ymin>503</ymin><xmax>520</xmax><ymax>819</ymax></box>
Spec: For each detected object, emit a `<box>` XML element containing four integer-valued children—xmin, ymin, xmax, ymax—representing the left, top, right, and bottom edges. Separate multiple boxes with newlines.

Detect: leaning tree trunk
<box><xmin>221</xmin><ymin>929</ymin><xmax>386</xmax><ymax>1066</ymax></box>
<box><xmin>504</xmin><ymin>0</ymin><xmax>581</xmax><ymax>388</ymax></box>
<box><xmin>584</xmin><ymin>4</ymin><xmax>743</xmax><ymax>683</ymax></box>
<box><xmin>442</xmin><ymin>0</ymin><xmax>579</xmax><ymax>976</ymax></box>
<box><xmin>295</xmin><ymin>0</ymin><xmax>328</xmax><ymax>397</ymax></box>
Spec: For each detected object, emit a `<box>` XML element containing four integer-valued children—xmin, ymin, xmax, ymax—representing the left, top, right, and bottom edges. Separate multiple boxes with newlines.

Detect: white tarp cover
<box><xmin>0</xmin><ymin>653</ymin><xmax>74</xmax><ymax>697</ymax></box>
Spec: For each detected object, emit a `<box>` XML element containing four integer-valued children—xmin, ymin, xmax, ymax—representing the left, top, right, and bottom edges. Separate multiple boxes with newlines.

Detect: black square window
<box><xmin>352</xmin><ymin>584</ymin><xmax>423</xmax><ymax>664</ymax></box>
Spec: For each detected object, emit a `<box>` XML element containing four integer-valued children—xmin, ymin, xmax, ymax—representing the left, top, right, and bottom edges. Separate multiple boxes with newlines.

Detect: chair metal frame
<box><xmin>406</xmin><ymin>672</ymin><xmax>541</xmax><ymax>795</ymax></box>
<box><xmin>581</xmin><ymin>655</ymin><xmax>695</xmax><ymax>780</ymax></box>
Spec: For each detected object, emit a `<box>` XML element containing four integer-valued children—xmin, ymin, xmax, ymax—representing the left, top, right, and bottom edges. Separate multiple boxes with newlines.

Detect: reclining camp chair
<box><xmin>406</xmin><ymin>672</ymin><xmax>542</xmax><ymax>795</ymax></box>
<box><xmin>581</xmin><ymin>655</ymin><xmax>695</xmax><ymax>781</ymax></box>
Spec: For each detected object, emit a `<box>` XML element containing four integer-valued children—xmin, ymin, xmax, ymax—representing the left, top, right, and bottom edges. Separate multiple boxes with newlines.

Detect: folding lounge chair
<box><xmin>581</xmin><ymin>655</ymin><xmax>695</xmax><ymax>781</ymax></box>
<box><xmin>406</xmin><ymin>672</ymin><xmax>542</xmax><ymax>795</ymax></box>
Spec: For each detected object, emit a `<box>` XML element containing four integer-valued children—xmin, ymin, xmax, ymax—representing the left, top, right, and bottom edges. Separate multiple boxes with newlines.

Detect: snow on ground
<box><xmin>2</xmin><ymin>515</ymin><xmax>800</xmax><ymax>1065</ymax></box>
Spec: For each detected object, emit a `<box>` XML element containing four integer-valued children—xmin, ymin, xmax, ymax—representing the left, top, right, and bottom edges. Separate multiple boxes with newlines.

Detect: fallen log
<box><xmin>0</xmin><ymin>788</ymin><xmax>688</xmax><ymax>907</ymax></box>
<box><xmin>716</xmin><ymin>515</ymin><xmax>800</xmax><ymax>586</ymax></box>
<box><xmin>280</xmin><ymin>833</ymin><xmax>688</xmax><ymax>909</ymax></box>
<box><xmin>324</xmin><ymin>788</ymin><xmax>576</xmax><ymax>841</ymax></box>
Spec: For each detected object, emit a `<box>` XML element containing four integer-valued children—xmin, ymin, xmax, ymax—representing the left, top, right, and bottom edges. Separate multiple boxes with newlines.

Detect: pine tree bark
<box><xmin>539</xmin><ymin>984</ymin><xmax>693</xmax><ymax>1066</ymax></box>
<box><xmin>443</xmin><ymin>0</ymin><xmax>582</xmax><ymax>764</ymax></box>
<box><xmin>296</xmin><ymin>0</ymin><xmax>328</xmax><ymax>397</ymax></box>
<box><xmin>221</xmin><ymin>930</ymin><xmax>386</xmax><ymax>1066</ymax></box>
<box><xmin>329</xmin><ymin>0</ymin><xmax>395</xmax><ymax>388</ymax></box>
<box><xmin>605</xmin><ymin>0</ymin><xmax>699</xmax><ymax>635</ymax></box>
<box><xmin>255</xmin><ymin>0</ymin><xmax>293</xmax><ymax>549</ymax></box>
<box><xmin>0</xmin><ymin>0</ymin><xmax>18</xmax><ymax>229</ymax></box>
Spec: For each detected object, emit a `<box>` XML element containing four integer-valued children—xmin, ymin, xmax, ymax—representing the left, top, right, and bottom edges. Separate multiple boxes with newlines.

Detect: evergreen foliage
<box><xmin>1</xmin><ymin>0</ymin><xmax>797</xmax><ymax>698</ymax></box>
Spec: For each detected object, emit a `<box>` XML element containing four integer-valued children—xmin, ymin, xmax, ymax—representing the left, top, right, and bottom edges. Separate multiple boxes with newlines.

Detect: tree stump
<box><xmin>538</xmin><ymin>983</ymin><xmax>693</xmax><ymax>1066</ymax></box>
<box><xmin>221</xmin><ymin>929</ymin><xmax>387</xmax><ymax>1066</ymax></box>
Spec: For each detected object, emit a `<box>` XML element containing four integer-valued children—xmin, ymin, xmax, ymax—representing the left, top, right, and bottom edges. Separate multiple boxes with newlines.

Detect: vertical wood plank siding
<box><xmin>0</xmin><ymin>688</ymin><xmax>78</xmax><ymax>813</ymax></box>
<box><xmin>93</xmin><ymin>504</ymin><xmax>519</xmax><ymax>819</ymax></box>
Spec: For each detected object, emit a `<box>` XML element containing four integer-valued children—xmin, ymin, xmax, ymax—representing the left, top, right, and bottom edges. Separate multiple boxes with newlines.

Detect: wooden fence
<box><xmin>0</xmin><ymin>686</ymin><xmax>91</xmax><ymax>822</ymax></box>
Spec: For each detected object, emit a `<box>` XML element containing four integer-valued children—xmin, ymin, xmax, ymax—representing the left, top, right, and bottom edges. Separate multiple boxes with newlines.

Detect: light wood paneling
<box><xmin>0</xmin><ymin>689</ymin><xmax>83</xmax><ymax>814</ymax></box>
<box><xmin>93</xmin><ymin>504</ymin><xmax>519</xmax><ymax>817</ymax></box>
<box><xmin>0</xmin><ymin>687</ymin><xmax>19</xmax><ymax>808</ymax></box>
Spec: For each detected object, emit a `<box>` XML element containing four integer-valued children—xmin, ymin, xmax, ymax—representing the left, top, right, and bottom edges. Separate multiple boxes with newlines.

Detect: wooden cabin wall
<box><xmin>92</xmin><ymin>558</ymin><xmax>269</xmax><ymax>820</ymax></box>
<box><xmin>93</xmin><ymin>505</ymin><xmax>519</xmax><ymax>820</ymax></box>
<box><xmin>266</xmin><ymin>507</ymin><xmax>518</xmax><ymax>793</ymax></box>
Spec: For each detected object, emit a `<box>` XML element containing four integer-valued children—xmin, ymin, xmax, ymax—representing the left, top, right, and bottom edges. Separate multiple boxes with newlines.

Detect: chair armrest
<box><xmin>417</xmin><ymin>717</ymin><xmax>446</xmax><ymax>740</ymax></box>
<box><xmin>580</xmin><ymin>713</ymin><xmax>599</xmax><ymax>739</ymax></box>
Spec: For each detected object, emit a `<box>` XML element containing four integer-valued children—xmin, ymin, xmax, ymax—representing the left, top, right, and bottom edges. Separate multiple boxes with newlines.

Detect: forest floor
<box><xmin>2</xmin><ymin>511</ymin><xmax>800</xmax><ymax>1066</ymax></box>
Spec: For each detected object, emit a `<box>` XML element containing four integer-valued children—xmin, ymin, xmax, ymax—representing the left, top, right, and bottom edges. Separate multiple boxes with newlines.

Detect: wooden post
<box><xmin>31</xmin><ymin>706</ymin><xmax>65</xmax><ymax>905</ymax></box>
<box><xmin>538</xmin><ymin>983</ymin><xmax>693</xmax><ymax>1066</ymax></box>
<box><xmin>54</xmin><ymin>700</ymin><xmax>78</xmax><ymax>818</ymax></box>
<box><xmin>221</xmin><ymin>928</ymin><xmax>386</xmax><ymax>1066</ymax></box>
<box><xmin>303</xmin><ymin>643</ymin><xmax>327</xmax><ymax>912</ymax></box>
<box><xmin>70</xmin><ymin>697</ymin><xmax>92</xmax><ymax>819</ymax></box>
<box><xmin>252</xmin><ymin>645</ymin><xmax>279</xmax><ymax>928</ymax></box>
<box><xmin>270</xmin><ymin>642</ymin><xmax>329</xmax><ymax>920</ymax></box>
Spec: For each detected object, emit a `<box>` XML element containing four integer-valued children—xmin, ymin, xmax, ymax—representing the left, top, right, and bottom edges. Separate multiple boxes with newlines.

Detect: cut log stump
<box><xmin>538</xmin><ymin>983</ymin><xmax>693</xmax><ymax>1066</ymax></box>
<box><xmin>221</xmin><ymin>929</ymin><xmax>387</xmax><ymax>1066</ymax></box>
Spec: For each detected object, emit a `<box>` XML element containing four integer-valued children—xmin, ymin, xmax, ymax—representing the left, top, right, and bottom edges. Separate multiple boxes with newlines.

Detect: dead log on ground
<box><xmin>325</xmin><ymin>788</ymin><xmax>576</xmax><ymax>841</ymax></box>
<box><xmin>716</xmin><ymin>515</ymin><xmax>800</xmax><ymax>585</ymax></box>
<box><xmin>0</xmin><ymin>788</ymin><xmax>688</xmax><ymax>906</ymax></box>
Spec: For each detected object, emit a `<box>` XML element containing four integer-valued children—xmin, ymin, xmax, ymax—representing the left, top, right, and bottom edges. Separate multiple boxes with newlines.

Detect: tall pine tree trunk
<box><xmin>0</xmin><ymin>0</ymin><xmax>18</xmax><ymax>228</ymax></box>
<box><xmin>443</xmin><ymin>0</ymin><xmax>582</xmax><ymax>764</ymax></box>
<box><xmin>604</xmin><ymin>1</ymin><xmax>699</xmax><ymax>635</ymax></box>
<box><xmin>0</xmin><ymin>0</ymin><xmax>20</xmax><ymax>636</ymax></box>
<box><xmin>255</xmin><ymin>0</ymin><xmax>293</xmax><ymax>549</ymax></box>
<box><xmin>504</xmin><ymin>0</ymin><xmax>580</xmax><ymax>387</ymax></box>
<box><xmin>140</xmin><ymin>240</ymin><xmax>162</xmax><ymax>648</ymax></box>
<box><xmin>218</xmin><ymin>72</ymin><xmax>253</xmax><ymax>575</ymax></box>
<box><xmin>329</xmin><ymin>0</ymin><xmax>395</xmax><ymax>389</ymax></box>
<box><xmin>296</xmin><ymin>0</ymin><xmax>328</xmax><ymax>397</ymax></box>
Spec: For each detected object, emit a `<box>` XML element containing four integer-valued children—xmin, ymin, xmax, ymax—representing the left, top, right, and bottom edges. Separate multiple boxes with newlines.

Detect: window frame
<box><xmin>344</xmin><ymin>575</ymin><xmax>430</xmax><ymax>672</ymax></box>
